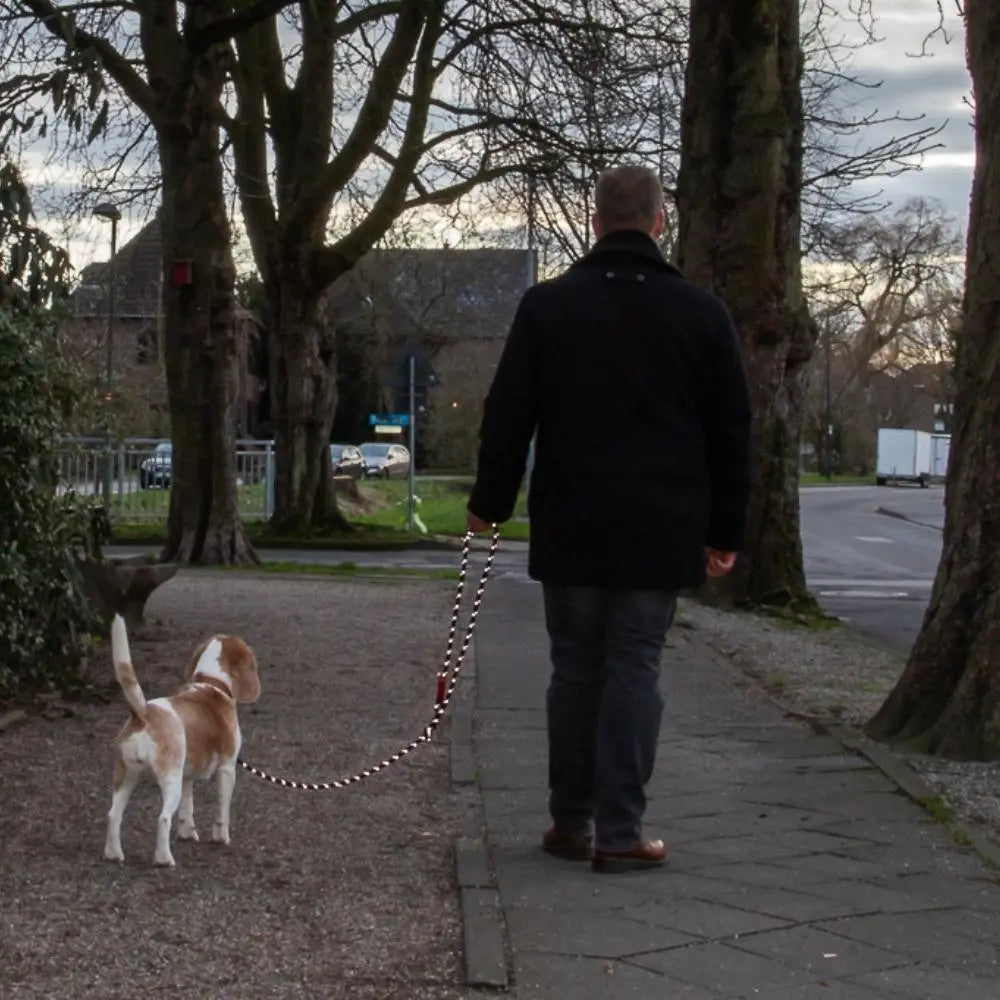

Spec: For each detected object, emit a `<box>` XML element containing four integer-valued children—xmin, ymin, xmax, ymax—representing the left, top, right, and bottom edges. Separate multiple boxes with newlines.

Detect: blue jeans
<box><xmin>542</xmin><ymin>585</ymin><xmax>677</xmax><ymax>853</ymax></box>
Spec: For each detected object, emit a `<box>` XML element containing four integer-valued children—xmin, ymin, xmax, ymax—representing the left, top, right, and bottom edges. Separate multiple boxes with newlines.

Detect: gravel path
<box><xmin>0</xmin><ymin>572</ymin><xmax>474</xmax><ymax>1000</ymax></box>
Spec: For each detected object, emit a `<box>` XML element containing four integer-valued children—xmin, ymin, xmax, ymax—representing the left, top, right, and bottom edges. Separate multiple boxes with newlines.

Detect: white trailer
<box><xmin>876</xmin><ymin>428</ymin><xmax>933</xmax><ymax>487</ymax></box>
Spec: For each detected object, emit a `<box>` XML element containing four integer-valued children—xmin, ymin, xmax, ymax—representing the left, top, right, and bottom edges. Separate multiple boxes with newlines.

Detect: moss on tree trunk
<box><xmin>866</xmin><ymin>0</ymin><xmax>1000</xmax><ymax>758</ymax></box>
<box><xmin>677</xmin><ymin>0</ymin><xmax>816</xmax><ymax>608</ymax></box>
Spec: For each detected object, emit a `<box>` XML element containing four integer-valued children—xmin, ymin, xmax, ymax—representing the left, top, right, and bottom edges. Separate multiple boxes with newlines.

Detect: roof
<box><xmin>72</xmin><ymin>216</ymin><xmax>163</xmax><ymax>319</ymax></box>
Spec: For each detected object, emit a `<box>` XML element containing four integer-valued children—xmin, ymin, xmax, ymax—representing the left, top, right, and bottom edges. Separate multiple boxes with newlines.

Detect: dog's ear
<box><xmin>221</xmin><ymin>637</ymin><xmax>261</xmax><ymax>703</ymax></box>
<box><xmin>186</xmin><ymin>639</ymin><xmax>210</xmax><ymax>681</ymax></box>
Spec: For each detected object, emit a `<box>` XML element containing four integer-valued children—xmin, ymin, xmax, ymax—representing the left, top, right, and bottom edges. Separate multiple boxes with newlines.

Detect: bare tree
<box><xmin>3</xmin><ymin>0</ymin><xmax>299</xmax><ymax>565</ymax></box>
<box><xmin>866</xmin><ymin>0</ymin><xmax>1000</xmax><ymax>757</ymax></box>
<box><xmin>803</xmin><ymin>198</ymin><xmax>963</xmax><ymax>470</ymax></box>
<box><xmin>226</xmin><ymin>0</ymin><xmax>698</xmax><ymax>531</ymax></box>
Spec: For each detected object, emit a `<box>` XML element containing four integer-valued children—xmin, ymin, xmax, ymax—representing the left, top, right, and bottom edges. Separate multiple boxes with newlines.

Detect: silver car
<box><xmin>360</xmin><ymin>442</ymin><xmax>410</xmax><ymax>479</ymax></box>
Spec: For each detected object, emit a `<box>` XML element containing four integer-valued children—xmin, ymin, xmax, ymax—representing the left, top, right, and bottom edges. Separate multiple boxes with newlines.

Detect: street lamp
<box><xmin>92</xmin><ymin>202</ymin><xmax>120</xmax><ymax>506</ymax></box>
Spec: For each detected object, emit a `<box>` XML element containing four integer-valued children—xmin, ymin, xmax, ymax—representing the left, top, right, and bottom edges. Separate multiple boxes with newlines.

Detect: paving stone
<box><xmin>726</xmin><ymin>923</ymin><xmax>905</xmax><ymax>977</ymax></box>
<box><xmin>814</xmin><ymin>909</ymin><xmax>999</xmax><ymax>966</ymax></box>
<box><xmin>850</xmin><ymin>963</ymin><xmax>1000</xmax><ymax>999</ymax></box>
<box><xmin>505</xmin><ymin>905</ymin><xmax>699</xmax><ymax>958</ymax></box>
<box><xmin>629</xmin><ymin>940</ymin><xmax>810</xmax><ymax>994</ymax></box>
<box><xmin>621</xmin><ymin>897</ymin><xmax>792</xmax><ymax>940</ymax></box>
<box><xmin>733</xmin><ymin>980</ymin><xmax>890</xmax><ymax>1000</ymax></box>
<box><xmin>514</xmin><ymin>953</ymin><xmax>724</xmax><ymax>999</ymax></box>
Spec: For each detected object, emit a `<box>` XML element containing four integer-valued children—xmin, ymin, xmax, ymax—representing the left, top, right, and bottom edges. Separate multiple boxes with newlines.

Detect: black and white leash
<box><xmin>236</xmin><ymin>525</ymin><xmax>501</xmax><ymax>791</ymax></box>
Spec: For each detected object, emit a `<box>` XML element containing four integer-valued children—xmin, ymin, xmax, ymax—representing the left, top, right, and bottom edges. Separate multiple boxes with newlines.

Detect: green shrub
<box><xmin>0</xmin><ymin>306</ymin><xmax>101</xmax><ymax>696</ymax></box>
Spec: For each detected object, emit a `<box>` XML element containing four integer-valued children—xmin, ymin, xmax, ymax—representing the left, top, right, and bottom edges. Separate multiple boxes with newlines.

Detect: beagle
<box><xmin>103</xmin><ymin>614</ymin><xmax>261</xmax><ymax>867</ymax></box>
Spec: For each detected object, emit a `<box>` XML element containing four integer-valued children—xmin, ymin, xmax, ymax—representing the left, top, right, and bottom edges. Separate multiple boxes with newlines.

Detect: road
<box><xmin>801</xmin><ymin>484</ymin><xmax>944</xmax><ymax>654</ymax></box>
<box><xmin>108</xmin><ymin>485</ymin><xmax>945</xmax><ymax>657</ymax></box>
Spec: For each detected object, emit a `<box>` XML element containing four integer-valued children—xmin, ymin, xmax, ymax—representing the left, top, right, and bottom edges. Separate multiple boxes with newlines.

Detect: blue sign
<box><xmin>369</xmin><ymin>412</ymin><xmax>410</xmax><ymax>427</ymax></box>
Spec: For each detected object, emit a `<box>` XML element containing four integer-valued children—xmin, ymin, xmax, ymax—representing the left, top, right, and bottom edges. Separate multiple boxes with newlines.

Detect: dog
<box><xmin>103</xmin><ymin>614</ymin><xmax>261</xmax><ymax>866</ymax></box>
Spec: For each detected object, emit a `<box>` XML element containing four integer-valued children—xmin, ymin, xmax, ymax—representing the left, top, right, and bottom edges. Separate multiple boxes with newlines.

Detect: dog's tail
<box><xmin>111</xmin><ymin>614</ymin><xmax>146</xmax><ymax>719</ymax></box>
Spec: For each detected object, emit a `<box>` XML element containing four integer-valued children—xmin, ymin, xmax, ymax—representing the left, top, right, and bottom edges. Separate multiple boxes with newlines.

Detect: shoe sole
<box><xmin>591</xmin><ymin>855</ymin><xmax>667</xmax><ymax>873</ymax></box>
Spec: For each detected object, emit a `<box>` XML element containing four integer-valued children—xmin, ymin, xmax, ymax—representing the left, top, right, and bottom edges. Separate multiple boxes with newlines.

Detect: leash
<box><xmin>236</xmin><ymin>525</ymin><xmax>501</xmax><ymax>790</ymax></box>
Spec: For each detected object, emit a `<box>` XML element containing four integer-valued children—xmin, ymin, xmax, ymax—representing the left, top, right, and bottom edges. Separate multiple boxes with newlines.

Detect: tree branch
<box><xmin>18</xmin><ymin>0</ymin><xmax>157</xmax><ymax>118</ymax></box>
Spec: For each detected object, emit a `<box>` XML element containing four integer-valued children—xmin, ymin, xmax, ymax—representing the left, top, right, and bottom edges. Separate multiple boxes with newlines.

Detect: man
<box><xmin>467</xmin><ymin>165</ymin><xmax>752</xmax><ymax>873</ymax></box>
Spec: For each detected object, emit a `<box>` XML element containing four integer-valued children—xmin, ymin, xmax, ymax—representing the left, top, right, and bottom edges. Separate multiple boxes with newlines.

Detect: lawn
<box><xmin>353</xmin><ymin>478</ymin><xmax>529</xmax><ymax>541</ymax></box>
<box><xmin>107</xmin><ymin>477</ymin><xmax>530</xmax><ymax>545</ymax></box>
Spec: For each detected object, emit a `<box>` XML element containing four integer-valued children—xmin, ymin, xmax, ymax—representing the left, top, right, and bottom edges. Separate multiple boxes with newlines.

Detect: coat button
<box><xmin>636</xmin><ymin>274</ymin><xmax>646</xmax><ymax>282</ymax></box>
<box><xmin>605</xmin><ymin>270</ymin><xmax>615</xmax><ymax>279</ymax></box>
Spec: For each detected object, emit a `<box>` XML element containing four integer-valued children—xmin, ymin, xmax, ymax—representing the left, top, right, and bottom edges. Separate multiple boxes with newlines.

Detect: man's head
<box><xmin>592</xmin><ymin>165</ymin><xmax>665</xmax><ymax>240</ymax></box>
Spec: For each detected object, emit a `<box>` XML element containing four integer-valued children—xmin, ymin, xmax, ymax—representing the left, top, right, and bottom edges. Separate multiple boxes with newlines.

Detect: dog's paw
<box><xmin>104</xmin><ymin>844</ymin><xmax>125</xmax><ymax>862</ymax></box>
<box><xmin>153</xmin><ymin>849</ymin><xmax>176</xmax><ymax>867</ymax></box>
<box><xmin>177</xmin><ymin>824</ymin><xmax>200</xmax><ymax>842</ymax></box>
<box><xmin>211</xmin><ymin>822</ymin><xmax>231</xmax><ymax>845</ymax></box>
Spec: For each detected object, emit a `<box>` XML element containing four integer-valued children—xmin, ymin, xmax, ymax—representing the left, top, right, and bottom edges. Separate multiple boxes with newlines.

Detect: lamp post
<box><xmin>92</xmin><ymin>202</ymin><xmax>120</xmax><ymax>506</ymax></box>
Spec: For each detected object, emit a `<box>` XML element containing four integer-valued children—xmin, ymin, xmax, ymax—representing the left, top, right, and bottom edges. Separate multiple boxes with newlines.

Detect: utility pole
<box><xmin>93</xmin><ymin>202</ymin><xmax>121</xmax><ymax>506</ymax></box>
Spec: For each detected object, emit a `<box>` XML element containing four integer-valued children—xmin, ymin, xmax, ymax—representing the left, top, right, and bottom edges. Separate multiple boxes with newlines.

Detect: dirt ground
<box><xmin>0</xmin><ymin>572</ymin><xmax>476</xmax><ymax>999</ymax></box>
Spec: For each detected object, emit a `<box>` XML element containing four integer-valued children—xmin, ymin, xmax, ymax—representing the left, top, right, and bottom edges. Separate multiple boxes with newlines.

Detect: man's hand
<box><xmin>705</xmin><ymin>548</ymin><xmax>737</xmax><ymax>578</ymax></box>
<box><xmin>467</xmin><ymin>510</ymin><xmax>493</xmax><ymax>533</ymax></box>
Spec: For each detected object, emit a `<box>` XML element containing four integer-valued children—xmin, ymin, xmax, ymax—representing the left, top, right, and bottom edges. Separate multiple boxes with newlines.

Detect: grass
<box><xmin>799</xmin><ymin>473</ymin><xmax>876</xmax><ymax>487</ymax></box>
<box><xmin>351</xmin><ymin>478</ymin><xmax>529</xmax><ymax>541</ymax></box>
<box><xmin>107</xmin><ymin>476</ymin><xmax>530</xmax><ymax>547</ymax></box>
<box><xmin>217</xmin><ymin>560</ymin><xmax>461</xmax><ymax>581</ymax></box>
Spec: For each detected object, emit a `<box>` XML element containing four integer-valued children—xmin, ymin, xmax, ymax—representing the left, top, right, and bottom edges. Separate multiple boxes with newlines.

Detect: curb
<box><xmin>824</xmin><ymin>724</ymin><xmax>1000</xmax><ymax>871</ymax></box>
<box><xmin>451</xmin><ymin>642</ymin><xmax>511</xmax><ymax>992</ymax></box>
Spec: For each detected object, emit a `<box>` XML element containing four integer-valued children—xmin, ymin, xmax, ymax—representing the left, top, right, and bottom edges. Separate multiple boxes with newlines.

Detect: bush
<box><xmin>0</xmin><ymin>306</ymin><xmax>101</xmax><ymax>696</ymax></box>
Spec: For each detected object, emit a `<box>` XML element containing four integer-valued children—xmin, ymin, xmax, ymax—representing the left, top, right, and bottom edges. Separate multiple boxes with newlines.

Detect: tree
<box><xmin>226</xmin><ymin>0</ymin><xmax>697</xmax><ymax>531</ymax></box>
<box><xmin>866</xmin><ymin>0</ymin><xmax>1000</xmax><ymax>758</ymax></box>
<box><xmin>804</xmin><ymin>199</ymin><xmax>963</xmax><ymax>473</ymax></box>
<box><xmin>7</xmin><ymin>0</ymin><xmax>298</xmax><ymax>565</ymax></box>
<box><xmin>676</xmin><ymin>0</ymin><xmax>816</xmax><ymax>607</ymax></box>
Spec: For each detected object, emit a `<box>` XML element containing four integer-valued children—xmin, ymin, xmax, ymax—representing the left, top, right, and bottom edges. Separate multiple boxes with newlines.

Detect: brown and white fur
<box><xmin>103</xmin><ymin>614</ymin><xmax>261</xmax><ymax>866</ymax></box>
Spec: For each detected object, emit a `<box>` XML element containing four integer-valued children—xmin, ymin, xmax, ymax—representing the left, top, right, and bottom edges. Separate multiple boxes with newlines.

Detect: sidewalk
<box><xmin>466</xmin><ymin>579</ymin><xmax>1000</xmax><ymax>999</ymax></box>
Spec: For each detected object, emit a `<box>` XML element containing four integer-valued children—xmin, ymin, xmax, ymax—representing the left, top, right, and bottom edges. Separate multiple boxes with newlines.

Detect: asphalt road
<box><xmin>801</xmin><ymin>484</ymin><xmax>944</xmax><ymax>654</ymax></box>
<box><xmin>108</xmin><ymin>485</ymin><xmax>946</xmax><ymax>658</ymax></box>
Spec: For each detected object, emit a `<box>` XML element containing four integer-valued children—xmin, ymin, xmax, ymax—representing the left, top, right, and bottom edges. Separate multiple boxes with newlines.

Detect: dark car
<box><xmin>360</xmin><ymin>442</ymin><xmax>410</xmax><ymax>479</ymax></box>
<box><xmin>330</xmin><ymin>443</ymin><xmax>365</xmax><ymax>479</ymax></box>
<box><xmin>139</xmin><ymin>442</ymin><xmax>172</xmax><ymax>489</ymax></box>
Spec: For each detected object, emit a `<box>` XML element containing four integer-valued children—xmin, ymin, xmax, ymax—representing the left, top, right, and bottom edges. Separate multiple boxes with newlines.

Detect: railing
<box><xmin>56</xmin><ymin>437</ymin><xmax>275</xmax><ymax>522</ymax></box>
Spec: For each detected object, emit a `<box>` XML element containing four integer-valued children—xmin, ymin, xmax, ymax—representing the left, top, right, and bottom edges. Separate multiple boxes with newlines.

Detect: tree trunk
<box><xmin>268</xmin><ymin>266</ymin><xmax>348</xmax><ymax>534</ymax></box>
<box><xmin>676</xmin><ymin>0</ymin><xmax>816</xmax><ymax>607</ymax></box>
<box><xmin>865</xmin><ymin>1</ymin><xmax>1000</xmax><ymax>758</ymax></box>
<box><xmin>145</xmin><ymin>1</ymin><xmax>256</xmax><ymax>565</ymax></box>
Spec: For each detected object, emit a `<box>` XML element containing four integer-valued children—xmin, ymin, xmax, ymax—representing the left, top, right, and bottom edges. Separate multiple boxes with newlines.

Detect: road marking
<box><xmin>855</xmin><ymin>536</ymin><xmax>894</xmax><ymax>544</ymax></box>
<box><xmin>819</xmin><ymin>589</ymin><xmax>910</xmax><ymax>599</ymax></box>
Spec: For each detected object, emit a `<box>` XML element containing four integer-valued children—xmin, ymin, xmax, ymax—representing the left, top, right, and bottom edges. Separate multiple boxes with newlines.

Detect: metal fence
<box><xmin>56</xmin><ymin>437</ymin><xmax>275</xmax><ymax>522</ymax></box>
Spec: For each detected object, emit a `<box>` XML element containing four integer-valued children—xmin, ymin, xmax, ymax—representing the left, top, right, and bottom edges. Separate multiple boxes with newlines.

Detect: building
<box><xmin>68</xmin><ymin>216</ymin><xmax>265</xmax><ymax>438</ymax></box>
<box><xmin>328</xmin><ymin>247</ymin><xmax>536</xmax><ymax>468</ymax></box>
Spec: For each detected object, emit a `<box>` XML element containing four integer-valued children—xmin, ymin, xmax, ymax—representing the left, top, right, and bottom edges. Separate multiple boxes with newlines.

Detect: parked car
<box><xmin>360</xmin><ymin>442</ymin><xmax>410</xmax><ymax>479</ymax></box>
<box><xmin>330</xmin><ymin>443</ymin><xmax>365</xmax><ymax>479</ymax></box>
<box><xmin>139</xmin><ymin>442</ymin><xmax>172</xmax><ymax>489</ymax></box>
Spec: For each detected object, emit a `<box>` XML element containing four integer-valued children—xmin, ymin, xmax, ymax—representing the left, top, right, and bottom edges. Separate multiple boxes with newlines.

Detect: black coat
<box><xmin>468</xmin><ymin>230</ymin><xmax>752</xmax><ymax>591</ymax></box>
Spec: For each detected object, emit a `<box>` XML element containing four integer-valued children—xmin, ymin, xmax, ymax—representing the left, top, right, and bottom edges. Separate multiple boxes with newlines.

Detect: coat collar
<box><xmin>574</xmin><ymin>229</ymin><xmax>684</xmax><ymax>277</ymax></box>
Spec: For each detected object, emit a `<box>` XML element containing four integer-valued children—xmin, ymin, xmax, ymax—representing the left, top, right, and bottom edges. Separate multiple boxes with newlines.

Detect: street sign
<box><xmin>368</xmin><ymin>412</ymin><xmax>410</xmax><ymax>427</ymax></box>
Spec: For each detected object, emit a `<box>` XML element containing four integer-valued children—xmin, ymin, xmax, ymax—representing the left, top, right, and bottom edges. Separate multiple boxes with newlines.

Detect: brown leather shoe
<box><xmin>592</xmin><ymin>838</ymin><xmax>667</xmax><ymax>873</ymax></box>
<box><xmin>541</xmin><ymin>826</ymin><xmax>594</xmax><ymax>861</ymax></box>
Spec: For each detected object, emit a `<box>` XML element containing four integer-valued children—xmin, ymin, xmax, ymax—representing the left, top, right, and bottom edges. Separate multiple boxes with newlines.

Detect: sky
<box><xmin>48</xmin><ymin>0</ymin><xmax>974</xmax><ymax>275</ymax></box>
